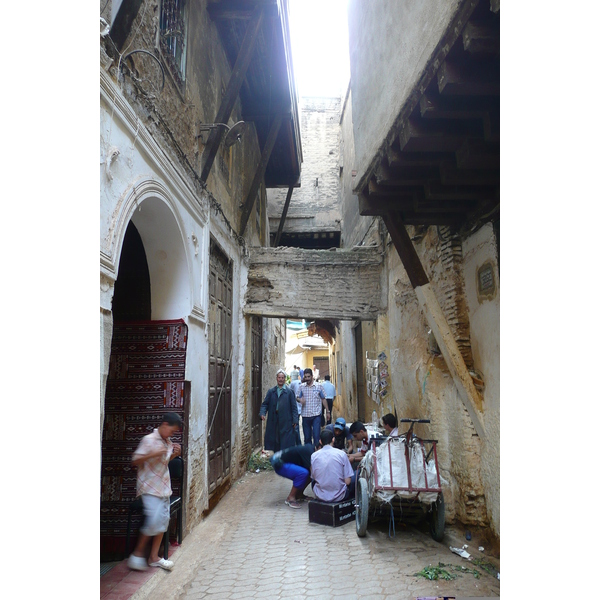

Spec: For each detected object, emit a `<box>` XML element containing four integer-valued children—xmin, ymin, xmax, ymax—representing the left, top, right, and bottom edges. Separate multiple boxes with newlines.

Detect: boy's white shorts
<box><xmin>140</xmin><ymin>494</ymin><xmax>170</xmax><ymax>536</ymax></box>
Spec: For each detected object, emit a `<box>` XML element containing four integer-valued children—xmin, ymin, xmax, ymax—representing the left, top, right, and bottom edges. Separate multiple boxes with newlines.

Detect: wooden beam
<box><xmin>456</xmin><ymin>138</ymin><xmax>499</xmax><ymax>170</ymax></box>
<box><xmin>200</xmin><ymin>7</ymin><xmax>265</xmax><ymax>183</ymax></box>
<box><xmin>440</xmin><ymin>160</ymin><xmax>500</xmax><ymax>186</ymax></box>
<box><xmin>462</xmin><ymin>21</ymin><xmax>500</xmax><ymax>55</ymax></box>
<box><xmin>437</xmin><ymin>59</ymin><xmax>500</xmax><ymax>96</ymax></box>
<box><xmin>398</xmin><ymin>117</ymin><xmax>477</xmax><ymax>153</ymax></box>
<box><xmin>383</xmin><ymin>212</ymin><xmax>486</xmax><ymax>439</ymax></box>
<box><xmin>239</xmin><ymin>113</ymin><xmax>283</xmax><ymax>236</ymax></box>
<box><xmin>424</xmin><ymin>181</ymin><xmax>496</xmax><ymax>201</ymax></box>
<box><xmin>273</xmin><ymin>186</ymin><xmax>294</xmax><ymax>247</ymax></box>
<box><xmin>382</xmin><ymin>212</ymin><xmax>429</xmax><ymax>288</ymax></box>
<box><xmin>419</xmin><ymin>92</ymin><xmax>498</xmax><ymax>121</ymax></box>
<box><xmin>207</xmin><ymin>0</ymin><xmax>277</xmax><ymax>20</ymax></box>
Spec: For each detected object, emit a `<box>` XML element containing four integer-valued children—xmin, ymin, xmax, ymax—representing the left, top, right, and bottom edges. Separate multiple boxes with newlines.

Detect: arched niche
<box><xmin>115</xmin><ymin>191</ymin><xmax>192</xmax><ymax>321</ymax></box>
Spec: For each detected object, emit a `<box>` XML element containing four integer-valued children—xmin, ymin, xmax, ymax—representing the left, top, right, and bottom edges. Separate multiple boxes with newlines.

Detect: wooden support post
<box><xmin>383</xmin><ymin>211</ymin><xmax>486</xmax><ymax>439</ymax></box>
<box><xmin>239</xmin><ymin>113</ymin><xmax>283</xmax><ymax>237</ymax></box>
<box><xmin>273</xmin><ymin>186</ymin><xmax>294</xmax><ymax>247</ymax></box>
<box><xmin>200</xmin><ymin>7</ymin><xmax>264</xmax><ymax>183</ymax></box>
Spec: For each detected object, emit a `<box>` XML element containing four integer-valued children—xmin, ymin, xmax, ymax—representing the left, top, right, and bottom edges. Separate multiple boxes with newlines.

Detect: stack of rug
<box><xmin>100</xmin><ymin>320</ymin><xmax>188</xmax><ymax>559</ymax></box>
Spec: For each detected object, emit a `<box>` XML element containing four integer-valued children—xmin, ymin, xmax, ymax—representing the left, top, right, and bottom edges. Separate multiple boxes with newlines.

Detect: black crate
<box><xmin>308</xmin><ymin>499</ymin><xmax>356</xmax><ymax>527</ymax></box>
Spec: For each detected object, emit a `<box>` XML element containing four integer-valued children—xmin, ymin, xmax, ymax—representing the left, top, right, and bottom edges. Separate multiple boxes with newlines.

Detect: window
<box><xmin>159</xmin><ymin>0</ymin><xmax>187</xmax><ymax>88</ymax></box>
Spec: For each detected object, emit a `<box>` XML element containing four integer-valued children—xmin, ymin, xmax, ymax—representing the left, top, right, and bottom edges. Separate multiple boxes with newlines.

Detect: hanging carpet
<box><xmin>100</xmin><ymin>320</ymin><xmax>188</xmax><ymax>560</ymax></box>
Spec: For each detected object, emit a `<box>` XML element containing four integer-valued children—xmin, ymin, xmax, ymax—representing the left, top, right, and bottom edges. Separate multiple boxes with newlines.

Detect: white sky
<box><xmin>288</xmin><ymin>0</ymin><xmax>350</xmax><ymax>98</ymax></box>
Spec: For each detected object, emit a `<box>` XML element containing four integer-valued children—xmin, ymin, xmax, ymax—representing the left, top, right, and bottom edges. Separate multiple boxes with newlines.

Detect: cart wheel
<box><xmin>356</xmin><ymin>477</ymin><xmax>369</xmax><ymax>537</ymax></box>
<box><xmin>429</xmin><ymin>492</ymin><xmax>445</xmax><ymax>542</ymax></box>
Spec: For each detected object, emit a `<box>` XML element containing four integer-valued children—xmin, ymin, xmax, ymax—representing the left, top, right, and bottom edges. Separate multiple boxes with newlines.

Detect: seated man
<box><xmin>324</xmin><ymin>417</ymin><xmax>353</xmax><ymax>453</ymax></box>
<box><xmin>270</xmin><ymin>443</ymin><xmax>316</xmax><ymax>509</ymax></box>
<box><xmin>381</xmin><ymin>413</ymin><xmax>399</xmax><ymax>436</ymax></box>
<box><xmin>310</xmin><ymin>429</ymin><xmax>355</xmax><ymax>502</ymax></box>
<box><xmin>348</xmin><ymin>421</ymin><xmax>371</xmax><ymax>467</ymax></box>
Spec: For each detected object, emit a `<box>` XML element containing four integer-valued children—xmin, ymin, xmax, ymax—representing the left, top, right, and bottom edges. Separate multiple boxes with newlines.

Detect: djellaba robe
<box><xmin>259</xmin><ymin>385</ymin><xmax>299</xmax><ymax>451</ymax></box>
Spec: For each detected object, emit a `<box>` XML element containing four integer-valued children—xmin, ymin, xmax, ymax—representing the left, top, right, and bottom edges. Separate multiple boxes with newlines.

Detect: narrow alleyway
<box><xmin>127</xmin><ymin>469</ymin><xmax>500</xmax><ymax>600</ymax></box>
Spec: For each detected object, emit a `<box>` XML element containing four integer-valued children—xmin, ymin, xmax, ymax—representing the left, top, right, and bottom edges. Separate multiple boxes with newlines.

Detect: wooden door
<box><xmin>208</xmin><ymin>240</ymin><xmax>233</xmax><ymax>495</ymax></box>
<box><xmin>250</xmin><ymin>316</ymin><xmax>263</xmax><ymax>449</ymax></box>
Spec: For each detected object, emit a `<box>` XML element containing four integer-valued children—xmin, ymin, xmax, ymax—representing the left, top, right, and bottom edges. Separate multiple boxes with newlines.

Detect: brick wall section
<box><xmin>244</xmin><ymin>246</ymin><xmax>383</xmax><ymax>320</ymax></box>
<box><xmin>268</xmin><ymin>97</ymin><xmax>342</xmax><ymax>234</ymax></box>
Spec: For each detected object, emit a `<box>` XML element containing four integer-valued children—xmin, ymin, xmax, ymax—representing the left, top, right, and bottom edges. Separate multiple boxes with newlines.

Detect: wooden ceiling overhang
<box><xmin>208</xmin><ymin>0</ymin><xmax>302</xmax><ymax>188</ymax></box>
<box><xmin>354</xmin><ymin>0</ymin><xmax>500</xmax><ymax>233</ymax></box>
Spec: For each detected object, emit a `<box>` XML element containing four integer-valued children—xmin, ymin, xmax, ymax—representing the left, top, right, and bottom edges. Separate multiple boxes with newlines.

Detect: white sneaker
<box><xmin>127</xmin><ymin>554</ymin><xmax>148</xmax><ymax>571</ymax></box>
<box><xmin>149</xmin><ymin>558</ymin><xmax>174</xmax><ymax>570</ymax></box>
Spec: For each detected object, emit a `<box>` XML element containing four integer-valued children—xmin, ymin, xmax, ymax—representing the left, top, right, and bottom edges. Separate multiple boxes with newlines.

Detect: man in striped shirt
<box><xmin>297</xmin><ymin>367</ymin><xmax>328</xmax><ymax>446</ymax></box>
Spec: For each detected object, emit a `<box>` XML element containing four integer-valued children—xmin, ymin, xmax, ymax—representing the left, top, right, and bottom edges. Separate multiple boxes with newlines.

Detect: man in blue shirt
<box><xmin>321</xmin><ymin>375</ymin><xmax>336</xmax><ymax>425</ymax></box>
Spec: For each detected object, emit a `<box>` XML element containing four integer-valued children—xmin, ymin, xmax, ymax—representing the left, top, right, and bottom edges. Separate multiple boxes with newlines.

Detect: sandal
<box><xmin>285</xmin><ymin>499</ymin><xmax>301</xmax><ymax>509</ymax></box>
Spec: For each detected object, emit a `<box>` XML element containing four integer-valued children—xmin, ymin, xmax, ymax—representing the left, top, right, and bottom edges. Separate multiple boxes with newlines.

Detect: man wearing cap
<box><xmin>260</xmin><ymin>369</ymin><xmax>299</xmax><ymax>452</ymax></box>
<box><xmin>324</xmin><ymin>417</ymin><xmax>353</xmax><ymax>453</ymax></box>
<box><xmin>320</xmin><ymin>375</ymin><xmax>336</xmax><ymax>425</ymax></box>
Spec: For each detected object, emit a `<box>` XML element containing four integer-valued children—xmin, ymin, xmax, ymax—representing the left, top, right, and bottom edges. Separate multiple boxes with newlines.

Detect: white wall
<box><xmin>347</xmin><ymin>0</ymin><xmax>460</xmax><ymax>186</ymax></box>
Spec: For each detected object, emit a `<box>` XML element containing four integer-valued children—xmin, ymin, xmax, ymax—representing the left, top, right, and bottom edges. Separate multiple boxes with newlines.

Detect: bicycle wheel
<box><xmin>356</xmin><ymin>477</ymin><xmax>369</xmax><ymax>537</ymax></box>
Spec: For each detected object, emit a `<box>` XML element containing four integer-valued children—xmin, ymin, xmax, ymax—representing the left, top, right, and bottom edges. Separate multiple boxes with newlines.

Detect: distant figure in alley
<box><xmin>260</xmin><ymin>369</ymin><xmax>299</xmax><ymax>451</ymax></box>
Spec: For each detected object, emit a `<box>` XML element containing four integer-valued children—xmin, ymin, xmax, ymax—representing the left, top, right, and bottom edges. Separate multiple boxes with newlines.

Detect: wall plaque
<box><xmin>477</xmin><ymin>260</ymin><xmax>497</xmax><ymax>301</ymax></box>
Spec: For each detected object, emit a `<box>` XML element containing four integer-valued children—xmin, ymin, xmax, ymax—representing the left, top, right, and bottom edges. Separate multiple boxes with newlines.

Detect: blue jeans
<box><xmin>274</xmin><ymin>463</ymin><xmax>311</xmax><ymax>489</ymax></box>
<box><xmin>302</xmin><ymin>415</ymin><xmax>322</xmax><ymax>446</ymax></box>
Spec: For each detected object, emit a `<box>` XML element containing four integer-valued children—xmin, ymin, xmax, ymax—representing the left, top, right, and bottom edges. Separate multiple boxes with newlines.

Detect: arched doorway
<box><xmin>101</xmin><ymin>198</ymin><xmax>191</xmax><ymax>561</ymax></box>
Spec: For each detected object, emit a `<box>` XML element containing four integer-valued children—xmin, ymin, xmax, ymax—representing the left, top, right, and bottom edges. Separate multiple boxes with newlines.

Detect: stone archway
<box><xmin>100</xmin><ymin>192</ymin><xmax>192</xmax><ymax>560</ymax></box>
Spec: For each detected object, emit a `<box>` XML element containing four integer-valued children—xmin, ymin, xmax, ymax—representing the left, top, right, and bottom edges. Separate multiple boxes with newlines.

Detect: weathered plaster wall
<box><xmin>244</xmin><ymin>246</ymin><xmax>384</xmax><ymax>320</ymax></box>
<box><xmin>388</xmin><ymin>228</ymin><xmax>499</xmax><ymax>533</ymax></box>
<box><xmin>347</xmin><ymin>0</ymin><xmax>461</xmax><ymax>186</ymax></box>
<box><xmin>462</xmin><ymin>223</ymin><xmax>500</xmax><ymax>534</ymax></box>
<box><xmin>100</xmin><ymin>0</ymin><xmax>272</xmax><ymax>536</ymax></box>
<box><xmin>268</xmin><ymin>97</ymin><xmax>342</xmax><ymax>234</ymax></box>
<box><xmin>339</xmin><ymin>86</ymin><xmax>374</xmax><ymax>249</ymax></box>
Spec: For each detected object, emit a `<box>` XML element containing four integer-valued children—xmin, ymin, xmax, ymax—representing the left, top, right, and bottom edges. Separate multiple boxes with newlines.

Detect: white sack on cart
<box><xmin>374</xmin><ymin>438</ymin><xmax>441</xmax><ymax>503</ymax></box>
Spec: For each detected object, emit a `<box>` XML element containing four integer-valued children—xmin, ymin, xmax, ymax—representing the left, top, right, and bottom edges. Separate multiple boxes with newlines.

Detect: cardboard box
<box><xmin>308</xmin><ymin>499</ymin><xmax>356</xmax><ymax>527</ymax></box>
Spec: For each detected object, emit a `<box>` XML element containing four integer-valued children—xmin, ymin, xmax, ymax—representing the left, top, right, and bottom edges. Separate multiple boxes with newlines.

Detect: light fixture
<box><xmin>197</xmin><ymin>121</ymin><xmax>247</xmax><ymax>147</ymax></box>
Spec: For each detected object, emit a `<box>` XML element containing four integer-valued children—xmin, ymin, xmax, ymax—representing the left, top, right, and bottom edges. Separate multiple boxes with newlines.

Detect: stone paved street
<box><xmin>130</xmin><ymin>469</ymin><xmax>500</xmax><ymax>600</ymax></box>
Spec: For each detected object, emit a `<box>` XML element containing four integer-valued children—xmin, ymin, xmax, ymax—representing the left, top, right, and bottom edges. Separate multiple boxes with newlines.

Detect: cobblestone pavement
<box><xmin>131</xmin><ymin>469</ymin><xmax>500</xmax><ymax>600</ymax></box>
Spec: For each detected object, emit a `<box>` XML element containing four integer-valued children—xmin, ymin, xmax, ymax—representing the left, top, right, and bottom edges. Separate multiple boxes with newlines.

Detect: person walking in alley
<box><xmin>310</xmin><ymin>429</ymin><xmax>355</xmax><ymax>502</ymax></box>
<box><xmin>321</xmin><ymin>375</ymin><xmax>336</xmax><ymax>425</ymax></box>
<box><xmin>260</xmin><ymin>369</ymin><xmax>299</xmax><ymax>452</ymax></box>
<box><xmin>297</xmin><ymin>367</ymin><xmax>328</xmax><ymax>446</ymax></box>
<box><xmin>127</xmin><ymin>412</ymin><xmax>182</xmax><ymax>572</ymax></box>
<box><xmin>270</xmin><ymin>442</ymin><xmax>316</xmax><ymax>508</ymax></box>
<box><xmin>289</xmin><ymin>374</ymin><xmax>303</xmax><ymax>444</ymax></box>
<box><xmin>290</xmin><ymin>364</ymin><xmax>300</xmax><ymax>382</ymax></box>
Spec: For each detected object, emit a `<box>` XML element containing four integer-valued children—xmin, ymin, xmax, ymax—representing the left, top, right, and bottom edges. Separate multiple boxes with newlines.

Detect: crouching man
<box><xmin>127</xmin><ymin>412</ymin><xmax>182</xmax><ymax>571</ymax></box>
<box><xmin>270</xmin><ymin>443</ymin><xmax>316</xmax><ymax>509</ymax></box>
<box><xmin>311</xmin><ymin>429</ymin><xmax>355</xmax><ymax>502</ymax></box>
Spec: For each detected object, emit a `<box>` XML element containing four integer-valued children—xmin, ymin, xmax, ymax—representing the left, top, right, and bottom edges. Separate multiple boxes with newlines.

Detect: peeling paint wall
<box><xmin>100</xmin><ymin>0</ymin><xmax>274</xmax><ymax>539</ymax></box>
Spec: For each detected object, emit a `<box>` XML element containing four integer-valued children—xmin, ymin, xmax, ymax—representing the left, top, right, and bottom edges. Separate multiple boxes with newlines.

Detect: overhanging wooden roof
<box><xmin>355</xmin><ymin>0</ymin><xmax>500</xmax><ymax>232</ymax></box>
<box><xmin>208</xmin><ymin>0</ymin><xmax>302</xmax><ymax>188</ymax></box>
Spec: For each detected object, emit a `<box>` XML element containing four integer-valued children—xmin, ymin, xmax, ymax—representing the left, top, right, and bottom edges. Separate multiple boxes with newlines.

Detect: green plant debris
<box><xmin>414</xmin><ymin>562</ymin><xmax>483</xmax><ymax>581</ymax></box>
<box><xmin>414</xmin><ymin>564</ymin><xmax>458</xmax><ymax>581</ymax></box>
<box><xmin>247</xmin><ymin>452</ymin><xmax>273</xmax><ymax>472</ymax></box>
<box><xmin>472</xmin><ymin>558</ymin><xmax>498</xmax><ymax>577</ymax></box>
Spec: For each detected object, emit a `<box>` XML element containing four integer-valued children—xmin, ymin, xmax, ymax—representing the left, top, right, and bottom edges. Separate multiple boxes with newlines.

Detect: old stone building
<box><xmin>100</xmin><ymin>0</ymin><xmax>500</xmax><ymax>561</ymax></box>
<box><xmin>335</xmin><ymin>0</ymin><xmax>500</xmax><ymax>537</ymax></box>
<box><xmin>99</xmin><ymin>0</ymin><xmax>300</xmax><ymax>559</ymax></box>
<box><xmin>268</xmin><ymin>96</ymin><xmax>342</xmax><ymax>248</ymax></box>
<box><xmin>246</xmin><ymin>0</ymin><xmax>500</xmax><ymax>541</ymax></box>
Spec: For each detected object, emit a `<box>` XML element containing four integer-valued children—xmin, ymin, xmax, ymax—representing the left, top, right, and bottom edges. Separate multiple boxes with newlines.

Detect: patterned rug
<box><xmin>100</xmin><ymin>320</ymin><xmax>188</xmax><ymax>560</ymax></box>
